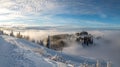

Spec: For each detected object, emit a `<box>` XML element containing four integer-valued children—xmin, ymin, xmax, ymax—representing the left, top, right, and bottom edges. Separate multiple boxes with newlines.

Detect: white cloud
<box><xmin>0</xmin><ymin>11</ymin><xmax>26</xmax><ymax>21</ymax></box>
<box><xmin>0</xmin><ymin>8</ymin><xmax>13</xmax><ymax>14</ymax></box>
<box><xmin>0</xmin><ymin>0</ymin><xmax>109</xmax><ymax>17</ymax></box>
<box><xmin>1</xmin><ymin>0</ymin><xmax>103</xmax><ymax>15</ymax></box>
<box><xmin>9</xmin><ymin>0</ymin><xmax>58</xmax><ymax>15</ymax></box>
<box><xmin>1</xmin><ymin>0</ymin><xmax>117</xmax><ymax>27</ymax></box>
<box><xmin>0</xmin><ymin>0</ymin><xmax>15</xmax><ymax>8</ymax></box>
<box><xmin>0</xmin><ymin>0</ymin><xmax>59</xmax><ymax>23</ymax></box>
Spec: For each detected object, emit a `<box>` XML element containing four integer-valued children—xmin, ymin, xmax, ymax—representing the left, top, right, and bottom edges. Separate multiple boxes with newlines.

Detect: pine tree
<box><xmin>24</xmin><ymin>36</ymin><xmax>30</xmax><ymax>40</ymax></box>
<box><xmin>46</xmin><ymin>36</ymin><xmax>50</xmax><ymax>48</ymax></box>
<box><xmin>16</xmin><ymin>32</ymin><xmax>22</xmax><ymax>38</ymax></box>
<box><xmin>107</xmin><ymin>61</ymin><xmax>112</xmax><ymax>67</ymax></box>
<box><xmin>26</xmin><ymin>36</ymin><xmax>29</xmax><ymax>40</ymax></box>
<box><xmin>0</xmin><ymin>30</ymin><xmax>3</xmax><ymax>35</ymax></box>
<box><xmin>10</xmin><ymin>31</ymin><xmax>14</xmax><ymax>36</ymax></box>
<box><xmin>96</xmin><ymin>60</ymin><xmax>100</xmax><ymax>67</ymax></box>
<box><xmin>39</xmin><ymin>40</ymin><xmax>44</xmax><ymax>46</ymax></box>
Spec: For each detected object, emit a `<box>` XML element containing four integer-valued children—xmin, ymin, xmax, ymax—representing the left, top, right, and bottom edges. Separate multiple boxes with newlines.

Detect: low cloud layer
<box><xmin>3</xmin><ymin>27</ymin><xmax>120</xmax><ymax>67</ymax></box>
<box><xmin>62</xmin><ymin>30</ymin><xmax>120</xmax><ymax>67</ymax></box>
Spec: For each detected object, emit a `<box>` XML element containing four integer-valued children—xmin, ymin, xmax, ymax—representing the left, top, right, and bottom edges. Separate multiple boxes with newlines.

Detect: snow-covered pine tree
<box><xmin>96</xmin><ymin>60</ymin><xmax>101</xmax><ymax>67</ymax></box>
<box><xmin>10</xmin><ymin>31</ymin><xmax>14</xmax><ymax>37</ymax></box>
<box><xmin>16</xmin><ymin>32</ymin><xmax>22</xmax><ymax>38</ymax></box>
<box><xmin>107</xmin><ymin>61</ymin><xmax>112</xmax><ymax>67</ymax></box>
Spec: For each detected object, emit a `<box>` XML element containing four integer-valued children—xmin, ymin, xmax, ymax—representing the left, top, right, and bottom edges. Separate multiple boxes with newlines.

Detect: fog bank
<box><xmin>63</xmin><ymin>30</ymin><xmax>120</xmax><ymax>67</ymax></box>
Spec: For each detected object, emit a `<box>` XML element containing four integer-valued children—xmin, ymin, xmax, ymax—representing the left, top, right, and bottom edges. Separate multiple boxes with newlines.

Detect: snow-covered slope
<box><xmin>0</xmin><ymin>35</ymin><xmax>59</xmax><ymax>67</ymax></box>
<box><xmin>0</xmin><ymin>35</ymin><xmax>107</xmax><ymax>67</ymax></box>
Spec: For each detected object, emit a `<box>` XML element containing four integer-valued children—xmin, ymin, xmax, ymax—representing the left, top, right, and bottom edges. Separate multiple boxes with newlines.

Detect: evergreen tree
<box><xmin>76</xmin><ymin>32</ymin><xmax>80</xmax><ymax>36</ymax></box>
<box><xmin>0</xmin><ymin>30</ymin><xmax>3</xmax><ymax>35</ymax></box>
<box><xmin>26</xmin><ymin>36</ymin><xmax>29</xmax><ymax>40</ymax></box>
<box><xmin>10</xmin><ymin>31</ymin><xmax>14</xmax><ymax>36</ymax></box>
<box><xmin>46</xmin><ymin>36</ymin><xmax>50</xmax><ymax>48</ymax></box>
<box><xmin>40</xmin><ymin>40</ymin><xmax>44</xmax><ymax>46</ymax></box>
<box><xmin>24</xmin><ymin>36</ymin><xmax>30</xmax><ymax>40</ymax></box>
<box><xmin>36</xmin><ymin>40</ymin><xmax>44</xmax><ymax>46</ymax></box>
<box><xmin>16</xmin><ymin>32</ymin><xmax>22</xmax><ymax>38</ymax></box>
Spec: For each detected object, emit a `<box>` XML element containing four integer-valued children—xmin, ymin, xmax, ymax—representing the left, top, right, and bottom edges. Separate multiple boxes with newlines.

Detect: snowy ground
<box><xmin>0</xmin><ymin>34</ymin><xmax>108</xmax><ymax>67</ymax></box>
<box><xmin>0</xmin><ymin>35</ymin><xmax>59</xmax><ymax>67</ymax></box>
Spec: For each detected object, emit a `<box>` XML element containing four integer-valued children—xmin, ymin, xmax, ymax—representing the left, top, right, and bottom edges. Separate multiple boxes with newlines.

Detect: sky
<box><xmin>0</xmin><ymin>0</ymin><xmax>120</xmax><ymax>28</ymax></box>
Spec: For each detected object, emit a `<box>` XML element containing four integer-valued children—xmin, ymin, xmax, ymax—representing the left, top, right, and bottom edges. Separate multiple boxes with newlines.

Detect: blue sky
<box><xmin>0</xmin><ymin>0</ymin><xmax>120</xmax><ymax>28</ymax></box>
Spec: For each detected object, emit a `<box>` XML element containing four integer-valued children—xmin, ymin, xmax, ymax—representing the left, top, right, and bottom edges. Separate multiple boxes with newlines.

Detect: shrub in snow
<box><xmin>32</xmin><ymin>48</ymin><xmax>46</xmax><ymax>55</ymax></box>
<box><xmin>57</xmin><ymin>62</ymin><xmax>67</xmax><ymax>67</ymax></box>
<box><xmin>37</xmin><ymin>40</ymin><xmax>44</xmax><ymax>46</ymax></box>
<box><xmin>31</xmin><ymin>39</ymin><xmax>35</xmax><ymax>43</ymax></box>
<box><xmin>51</xmin><ymin>54</ymin><xmax>59</xmax><ymax>61</ymax></box>
<box><xmin>23</xmin><ymin>36</ymin><xmax>30</xmax><ymax>40</ymax></box>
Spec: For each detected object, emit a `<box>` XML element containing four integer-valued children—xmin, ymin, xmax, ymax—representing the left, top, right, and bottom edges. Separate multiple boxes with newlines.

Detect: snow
<box><xmin>0</xmin><ymin>34</ymin><xmax>108</xmax><ymax>67</ymax></box>
<box><xmin>0</xmin><ymin>35</ymin><xmax>58</xmax><ymax>67</ymax></box>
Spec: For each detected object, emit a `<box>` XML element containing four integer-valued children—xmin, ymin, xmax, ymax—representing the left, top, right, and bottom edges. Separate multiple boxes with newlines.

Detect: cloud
<box><xmin>13</xmin><ymin>0</ymin><xmax>118</xmax><ymax>17</ymax></box>
<box><xmin>8</xmin><ymin>0</ymin><xmax>58</xmax><ymax>15</ymax></box>
<box><xmin>63</xmin><ymin>30</ymin><xmax>120</xmax><ymax>67</ymax></box>
<box><xmin>0</xmin><ymin>0</ymin><xmax>119</xmax><ymax>27</ymax></box>
<box><xmin>0</xmin><ymin>0</ymin><xmax>105</xmax><ymax>16</ymax></box>
<box><xmin>0</xmin><ymin>0</ymin><xmax>59</xmax><ymax>24</ymax></box>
